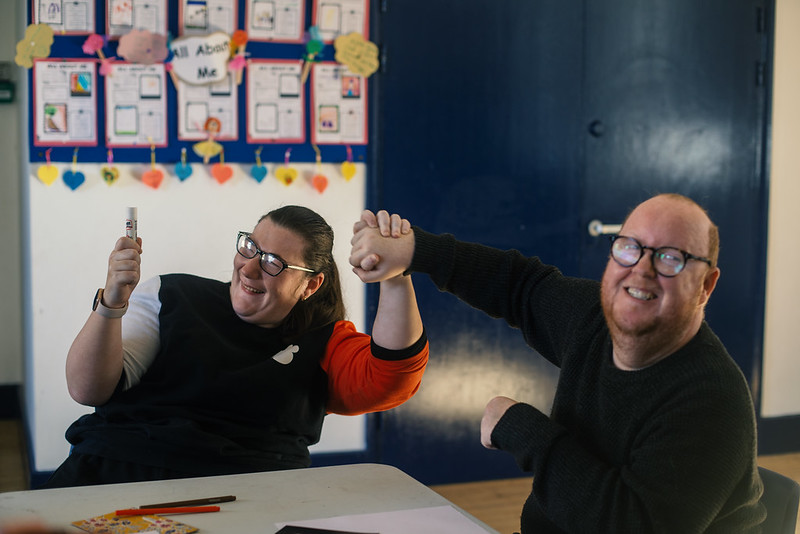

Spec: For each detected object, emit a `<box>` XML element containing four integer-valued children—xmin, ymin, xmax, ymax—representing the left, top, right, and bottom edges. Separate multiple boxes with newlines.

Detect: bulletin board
<box><xmin>24</xmin><ymin>0</ymin><xmax>373</xmax><ymax>167</ymax></box>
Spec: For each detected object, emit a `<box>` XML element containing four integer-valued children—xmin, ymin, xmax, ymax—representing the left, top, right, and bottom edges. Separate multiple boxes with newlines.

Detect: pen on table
<box><xmin>115</xmin><ymin>505</ymin><xmax>220</xmax><ymax>516</ymax></box>
<box><xmin>139</xmin><ymin>495</ymin><xmax>237</xmax><ymax>508</ymax></box>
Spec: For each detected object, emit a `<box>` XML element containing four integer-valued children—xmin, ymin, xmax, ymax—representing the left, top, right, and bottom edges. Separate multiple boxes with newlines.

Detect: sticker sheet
<box><xmin>246</xmin><ymin>0</ymin><xmax>305</xmax><ymax>43</ymax></box>
<box><xmin>310</xmin><ymin>62</ymin><xmax>367</xmax><ymax>145</ymax></box>
<box><xmin>312</xmin><ymin>0</ymin><xmax>369</xmax><ymax>43</ymax></box>
<box><xmin>179</xmin><ymin>0</ymin><xmax>238</xmax><ymax>36</ymax></box>
<box><xmin>32</xmin><ymin>59</ymin><xmax>98</xmax><ymax>146</ymax></box>
<box><xmin>34</xmin><ymin>0</ymin><xmax>96</xmax><ymax>34</ymax></box>
<box><xmin>247</xmin><ymin>59</ymin><xmax>305</xmax><ymax>143</ymax></box>
<box><xmin>105</xmin><ymin>63</ymin><xmax>168</xmax><ymax>147</ymax></box>
<box><xmin>106</xmin><ymin>0</ymin><xmax>168</xmax><ymax>37</ymax></box>
<box><xmin>72</xmin><ymin>512</ymin><xmax>198</xmax><ymax>534</ymax></box>
<box><xmin>177</xmin><ymin>74</ymin><xmax>239</xmax><ymax>141</ymax></box>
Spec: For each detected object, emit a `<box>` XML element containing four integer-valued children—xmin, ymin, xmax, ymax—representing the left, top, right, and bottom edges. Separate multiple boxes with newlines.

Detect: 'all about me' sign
<box><xmin>169</xmin><ymin>32</ymin><xmax>231</xmax><ymax>85</ymax></box>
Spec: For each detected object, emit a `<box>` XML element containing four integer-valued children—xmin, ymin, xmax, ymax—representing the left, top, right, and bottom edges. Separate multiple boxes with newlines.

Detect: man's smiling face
<box><xmin>600</xmin><ymin>195</ymin><xmax>719</xmax><ymax>365</ymax></box>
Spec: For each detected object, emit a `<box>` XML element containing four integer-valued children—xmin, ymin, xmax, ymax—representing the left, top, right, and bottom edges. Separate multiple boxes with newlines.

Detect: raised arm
<box><xmin>66</xmin><ymin>236</ymin><xmax>142</xmax><ymax>406</ymax></box>
<box><xmin>350</xmin><ymin>210</ymin><xmax>422</xmax><ymax>349</ymax></box>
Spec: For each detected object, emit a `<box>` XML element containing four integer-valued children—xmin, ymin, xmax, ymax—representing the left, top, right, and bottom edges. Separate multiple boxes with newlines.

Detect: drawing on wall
<box><xmin>35</xmin><ymin>0</ymin><xmax>95</xmax><ymax>34</ymax></box>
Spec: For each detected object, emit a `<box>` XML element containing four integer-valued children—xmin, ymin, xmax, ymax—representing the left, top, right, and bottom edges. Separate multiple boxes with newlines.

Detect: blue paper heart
<box><xmin>175</xmin><ymin>162</ymin><xmax>193</xmax><ymax>181</ymax></box>
<box><xmin>63</xmin><ymin>170</ymin><xmax>85</xmax><ymax>191</ymax></box>
<box><xmin>250</xmin><ymin>164</ymin><xmax>268</xmax><ymax>183</ymax></box>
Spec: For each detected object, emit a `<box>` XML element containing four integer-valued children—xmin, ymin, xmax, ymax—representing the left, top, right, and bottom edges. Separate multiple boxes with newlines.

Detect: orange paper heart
<box><xmin>37</xmin><ymin>164</ymin><xmax>58</xmax><ymax>186</ymax></box>
<box><xmin>312</xmin><ymin>173</ymin><xmax>328</xmax><ymax>193</ymax></box>
<box><xmin>275</xmin><ymin>166</ymin><xmax>297</xmax><ymax>186</ymax></box>
<box><xmin>211</xmin><ymin>163</ymin><xmax>233</xmax><ymax>184</ymax></box>
<box><xmin>142</xmin><ymin>169</ymin><xmax>164</xmax><ymax>189</ymax></box>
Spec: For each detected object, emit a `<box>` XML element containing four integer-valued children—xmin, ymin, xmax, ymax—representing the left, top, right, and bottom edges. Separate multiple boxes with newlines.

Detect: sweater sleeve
<box><xmin>321</xmin><ymin>321</ymin><xmax>429</xmax><ymax>415</ymax></box>
<box><xmin>491</xmin><ymin>376</ymin><xmax>764</xmax><ymax>532</ymax></box>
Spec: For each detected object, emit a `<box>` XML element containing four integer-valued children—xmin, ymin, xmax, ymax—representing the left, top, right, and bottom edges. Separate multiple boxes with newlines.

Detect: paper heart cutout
<box><xmin>101</xmin><ymin>166</ymin><xmax>119</xmax><ymax>185</ymax></box>
<box><xmin>312</xmin><ymin>173</ymin><xmax>328</xmax><ymax>194</ymax></box>
<box><xmin>142</xmin><ymin>169</ymin><xmax>164</xmax><ymax>189</ymax></box>
<box><xmin>62</xmin><ymin>170</ymin><xmax>85</xmax><ymax>191</ymax></box>
<box><xmin>175</xmin><ymin>162</ymin><xmax>193</xmax><ymax>181</ymax></box>
<box><xmin>341</xmin><ymin>161</ymin><xmax>357</xmax><ymax>181</ymax></box>
<box><xmin>37</xmin><ymin>164</ymin><xmax>58</xmax><ymax>186</ymax></box>
<box><xmin>211</xmin><ymin>163</ymin><xmax>233</xmax><ymax>184</ymax></box>
<box><xmin>275</xmin><ymin>166</ymin><xmax>297</xmax><ymax>186</ymax></box>
<box><xmin>250</xmin><ymin>164</ymin><xmax>267</xmax><ymax>183</ymax></box>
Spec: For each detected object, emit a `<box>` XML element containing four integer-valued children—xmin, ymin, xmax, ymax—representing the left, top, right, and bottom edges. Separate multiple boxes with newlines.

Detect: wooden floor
<box><xmin>2</xmin><ymin>419</ymin><xmax>799</xmax><ymax>534</ymax></box>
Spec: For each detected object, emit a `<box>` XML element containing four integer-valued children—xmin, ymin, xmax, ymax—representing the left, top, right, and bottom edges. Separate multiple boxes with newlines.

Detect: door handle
<box><xmin>588</xmin><ymin>219</ymin><xmax>622</xmax><ymax>237</ymax></box>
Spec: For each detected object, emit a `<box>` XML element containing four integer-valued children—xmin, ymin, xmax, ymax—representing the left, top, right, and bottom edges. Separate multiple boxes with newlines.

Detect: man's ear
<box><xmin>302</xmin><ymin>272</ymin><xmax>325</xmax><ymax>301</ymax></box>
<box><xmin>699</xmin><ymin>267</ymin><xmax>720</xmax><ymax>307</ymax></box>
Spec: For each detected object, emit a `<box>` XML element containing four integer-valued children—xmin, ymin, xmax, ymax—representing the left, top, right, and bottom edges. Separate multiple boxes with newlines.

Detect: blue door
<box><xmin>370</xmin><ymin>0</ymin><xmax>771</xmax><ymax>485</ymax></box>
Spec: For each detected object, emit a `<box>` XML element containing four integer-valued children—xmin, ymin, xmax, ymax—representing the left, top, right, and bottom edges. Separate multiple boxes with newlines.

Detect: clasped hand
<box><xmin>103</xmin><ymin>236</ymin><xmax>142</xmax><ymax>308</ymax></box>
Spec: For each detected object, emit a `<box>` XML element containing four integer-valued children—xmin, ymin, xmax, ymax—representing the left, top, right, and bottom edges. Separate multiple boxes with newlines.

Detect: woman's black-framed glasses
<box><xmin>236</xmin><ymin>232</ymin><xmax>315</xmax><ymax>277</ymax></box>
<box><xmin>609</xmin><ymin>235</ymin><xmax>712</xmax><ymax>277</ymax></box>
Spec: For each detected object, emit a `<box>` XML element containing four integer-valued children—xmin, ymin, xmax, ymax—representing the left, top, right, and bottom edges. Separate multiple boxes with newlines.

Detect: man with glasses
<box><xmin>350</xmin><ymin>193</ymin><xmax>764</xmax><ymax>533</ymax></box>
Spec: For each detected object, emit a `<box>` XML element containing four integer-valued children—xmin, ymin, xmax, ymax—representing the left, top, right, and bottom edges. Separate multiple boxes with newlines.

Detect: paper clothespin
<box><xmin>175</xmin><ymin>147</ymin><xmax>193</xmax><ymax>181</ymax></box>
<box><xmin>37</xmin><ymin>148</ymin><xmax>58</xmax><ymax>186</ymax></box>
<box><xmin>142</xmin><ymin>137</ymin><xmax>164</xmax><ymax>189</ymax></box>
<box><xmin>341</xmin><ymin>145</ymin><xmax>356</xmax><ymax>181</ymax></box>
<box><xmin>101</xmin><ymin>149</ymin><xmax>119</xmax><ymax>185</ymax></box>
<box><xmin>300</xmin><ymin>26</ymin><xmax>323</xmax><ymax>84</ymax></box>
<box><xmin>250</xmin><ymin>146</ymin><xmax>267</xmax><ymax>183</ymax></box>
<box><xmin>230</xmin><ymin>30</ymin><xmax>248</xmax><ymax>85</ymax></box>
<box><xmin>193</xmin><ymin>118</ymin><xmax>223</xmax><ymax>164</ymax></box>
<box><xmin>275</xmin><ymin>148</ymin><xmax>297</xmax><ymax>186</ymax></box>
<box><xmin>311</xmin><ymin>144</ymin><xmax>328</xmax><ymax>193</ymax></box>
<box><xmin>63</xmin><ymin>148</ymin><xmax>85</xmax><ymax>190</ymax></box>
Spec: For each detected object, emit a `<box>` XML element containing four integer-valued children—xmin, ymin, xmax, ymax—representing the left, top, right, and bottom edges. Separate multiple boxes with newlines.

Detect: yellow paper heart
<box><xmin>275</xmin><ymin>166</ymin><xmax>297</xmax><ymax>186</ymax></box>
<box><xmin>101</xmin><ymin>166</ymin><xmax>119</xmax><ymax>185</ymax></box>
<box><xmin>37</xmin><ymin>164</ymin><xmax>58</xmax><ymax>186</ymax></box>
<box><xmin>341</xmin><ymin>161</ymin><xmax>357</xmax><ymax>181</ymax></box>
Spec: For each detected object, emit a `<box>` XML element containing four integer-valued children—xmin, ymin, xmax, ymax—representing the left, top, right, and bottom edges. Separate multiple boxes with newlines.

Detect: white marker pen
<box><xmin>126</xmin><ymin>207</ymin><xmax>138</xmax><ymax>241</ymax></box>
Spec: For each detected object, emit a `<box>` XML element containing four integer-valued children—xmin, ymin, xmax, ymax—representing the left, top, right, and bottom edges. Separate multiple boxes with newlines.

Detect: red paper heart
<box><xmin>312</xmin><ymin>173</ymin><xmax>328</xmax><ymax>193</ymax></box>
<box><xmin>142</xmin><ymin>169</ymin><xmax>164</xmax><ymax>189</ymax></box>
<box><xmin>212</xmin><ymin>163</ymin><xmax>233</xmax><ymax>184</ymax></box>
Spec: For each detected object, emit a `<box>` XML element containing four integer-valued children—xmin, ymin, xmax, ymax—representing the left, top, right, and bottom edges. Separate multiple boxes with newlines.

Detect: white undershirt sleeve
<box><xmin>120</xmin><ymin>276</ymin><xmax>162</xmax><ymax>390</ymax></box>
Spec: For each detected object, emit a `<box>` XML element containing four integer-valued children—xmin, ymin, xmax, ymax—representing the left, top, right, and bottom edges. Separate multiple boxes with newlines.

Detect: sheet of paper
<box><xmin>247</xmin><ymin>59</ymin><xmax>305</xmax><ymax>143</ymax></box>
<box><xmin>107</xmin><ymin>0</ymin><xmax>168</xmax><ymax>36</ymax></box>
<box><xmin>274</xmin><ymin>505</ymin><xmax>494</xmax><ymax>534</ymax></box>
<box><xmin>180</xmin><ymin>0</ymin><xmax>237</xmax><ymax>35</ymax></box>
<box><xmin>105</xmin><ymin>63</ymin><xmax>168</xmax><ymax>147</ymax></box>
<box><xmin>177</xmin><ymin>74</ymin><xmax>238</xmax><ymax>140</ymax></box>
<box><xmin>35</xmin><ymin>0</ymin><xmax>95</xmax><ymax>34</ymax></box>
<box><xmin>33</xmin><ymin>59</ymin><xmax>98</xmax><ymax>146</ymax></box>
<box><xmin>312</xmin><ymin>0</ymin><xmax>368</xmax><ymax>43</ymax></box>
<box><xmin>311</xmin><ymin>62</ymin><xmax>367</xmax><ymax>145</ymax></box>
<box><xmin>247</xmin><ymin>0</ymin><xmax>305</xmax><ymax>43</ymax></box>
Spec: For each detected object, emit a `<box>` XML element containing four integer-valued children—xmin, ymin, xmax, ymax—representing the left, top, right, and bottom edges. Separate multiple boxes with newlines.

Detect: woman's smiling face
<box><xmin>230</xmin><ymin>217</ymin><xmax>322</xmax><ymax>328</ymax></box>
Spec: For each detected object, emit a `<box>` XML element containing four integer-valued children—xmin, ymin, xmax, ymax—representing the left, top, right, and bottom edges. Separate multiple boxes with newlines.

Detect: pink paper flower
<box><xmin>82</xmin><ymin>34</ymin><xmax>105</xmax><ymax>55</ymax></box>
<box><xmin>117</xmin><ymin>29</ymin><xmax>168</xmax><ymax>65</ymax></box>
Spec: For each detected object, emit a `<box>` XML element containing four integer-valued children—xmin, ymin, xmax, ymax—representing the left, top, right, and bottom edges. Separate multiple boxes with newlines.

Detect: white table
<box><xmin>0</xmin><ymin>463</ymin><xmax>499</xmax><ymax>533</ymax></box>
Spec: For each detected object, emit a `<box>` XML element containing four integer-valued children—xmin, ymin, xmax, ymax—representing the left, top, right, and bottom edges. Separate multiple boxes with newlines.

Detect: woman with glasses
<box><xmin>43</xmin><ymin>205</ymin><xmax>427</xmax><ymax>488</ymax></box>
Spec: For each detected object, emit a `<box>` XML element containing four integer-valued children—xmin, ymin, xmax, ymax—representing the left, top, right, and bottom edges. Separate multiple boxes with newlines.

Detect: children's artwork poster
<box><xmin>179</xmin><ymin>0</ymin><xmax>237</xmax><ymax>36</ymax></box>
<box><xmin>105</xmin><ymin>63</ymin><xmax>168</xmax><ymax>147</ymax></box>
<box><xmin>177</xmin><ymin>74</ymin><xmax>238</xmax><ymax>140</ymax></box>
<box><xmin>312</xmin><ymin>0</ymin><xmax>368</xmax><ymax>43</ymax></box>
<box><xmin>32</xmin><ymin>59</ymin><xmax>98</xmax><ymax>146</ymax></box>
<box><xmin>246</xmin><ymin>59</ymin><xmax>305</xmax><ymax>143</ymax></box>
<box><xmin>246</xmin><ymin>0</ymin><xmax>305</xmax><ymax>43</ymax></box>
<box><xmin>106</xmin><ymin>0</ymin><xmax>168</xmax><ymax>37</ymax></box>
<box><xmin>310</xmin><ymin>62</ymin><xmax>366</xmax><ymax>145</ymax></box>
<box><xmin>34</xmin><ymin>0</ymin><xmax>95</xmax><ymax>34</ymax></box>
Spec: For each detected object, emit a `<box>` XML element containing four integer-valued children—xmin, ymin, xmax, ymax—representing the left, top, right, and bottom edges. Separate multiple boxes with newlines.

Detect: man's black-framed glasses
<box><xmin>609</xmin><ymin>235</ymin><xmax>712</xmax><ymax>277</ymax></box>
<box><xmin>236</xmin><ymin>231</ymin><xmax>315</xmax><ymax>277</ymax></box>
